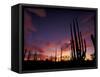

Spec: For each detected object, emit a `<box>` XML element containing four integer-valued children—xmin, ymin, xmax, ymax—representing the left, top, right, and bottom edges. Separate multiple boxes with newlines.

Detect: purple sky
<box><xmin>24</xmin><ymin>7</ymin><xmax>96</xmax><ymax>60</ymax></box>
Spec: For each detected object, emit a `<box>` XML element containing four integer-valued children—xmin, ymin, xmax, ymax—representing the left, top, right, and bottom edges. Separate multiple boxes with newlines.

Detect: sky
<box><xmin>24</xmin><ymin>7</ymin><xmax>96</xmax><ymax>61</ymax></box>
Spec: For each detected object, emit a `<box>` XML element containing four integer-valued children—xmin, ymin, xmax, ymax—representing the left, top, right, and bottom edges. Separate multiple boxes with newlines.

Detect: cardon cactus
<box><xmin>70</xmin><ymin>17</ymin><xmax>87</xmax><ymax>61</ymax></box>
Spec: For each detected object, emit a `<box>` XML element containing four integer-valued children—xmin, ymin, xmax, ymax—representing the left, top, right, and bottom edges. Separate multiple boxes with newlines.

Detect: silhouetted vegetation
<box><xmin>70</xmin><ymin>17</ymin><xmax>87</xmax><ymax>61</ymax></box>
<box><xmin>23</xmin><ymin>17</ymin><xmax>96</xmax><ymax>71</ymax></box>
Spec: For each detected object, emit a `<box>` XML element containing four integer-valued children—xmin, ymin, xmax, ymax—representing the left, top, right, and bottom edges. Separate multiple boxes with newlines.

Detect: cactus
<box><xmin>91</xmin><ymin>34</ymin><xmax>96</xmax><ymax>51</ymax></box>
<box><xmin>70</xmin><ymin>24</ymin><xmax>76</xmax><ymax>60</ymax></box>
<box><xmin>70</xmin><ymin>17</ymin><xmax>87</xmax><ymax>61</ymax></box>
<box><xmin>91</xmin><ymin>34</ymin><xmax>96</xmax><ymax>60</ymax></box>
<box><xmin>73</xmin><ymin>19</ymin><xmax>79</xmax><ymax>59</ymax></box>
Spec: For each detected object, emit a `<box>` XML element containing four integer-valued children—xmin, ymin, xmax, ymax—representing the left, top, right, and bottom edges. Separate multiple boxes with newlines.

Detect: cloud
<box><xmin>24</xmin><ymin>10</ymin><xmax>38</xmax><ymax>46</ymax></box>
<box><xmin>24</xmin><ymin>11</ymin><xmax>37</xmax><ymax>34</ymax></box>
<box><xmin>24</xmin><ymin>8</ymin><xmax>47</xmax><ymax>46</ymax></box>
<box><xmin>26</xmin><ymin>8</ymin><xmax>46</xmax><ymax>17</ymax></box>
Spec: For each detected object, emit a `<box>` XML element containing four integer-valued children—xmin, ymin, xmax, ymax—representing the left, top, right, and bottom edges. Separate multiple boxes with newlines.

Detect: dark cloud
<box><xmin>26</xmin><ymin>8</ymin><xmax>46</xmax><ymax>17</ymax></box>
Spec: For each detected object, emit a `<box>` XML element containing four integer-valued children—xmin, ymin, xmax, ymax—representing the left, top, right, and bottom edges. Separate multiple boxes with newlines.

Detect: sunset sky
<box><xmin>24</xmin><ymin>7</ymin><xmax>96</xmax><ymax>61</ymax></box>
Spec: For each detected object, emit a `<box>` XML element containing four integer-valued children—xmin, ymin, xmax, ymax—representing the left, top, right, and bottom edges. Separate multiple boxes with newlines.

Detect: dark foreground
<box><xmin>22</xmin><ymin>60</ymin><xmax>97</xmax><ymax>71</ymax></box>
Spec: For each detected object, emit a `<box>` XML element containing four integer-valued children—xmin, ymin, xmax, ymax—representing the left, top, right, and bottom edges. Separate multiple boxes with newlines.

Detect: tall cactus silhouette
<box><xmin>70</xmin><ymin>24</ymin><xmax>76</xmax><ymax>60</ymax></box>
<box><xmin>70</xmin><ymin>17</ymin><xmax>87</xmax><ymax>61</ymax></box>
<box><xmin>90</xmin><ymin>15</ymin><xmax>96</xmax><ymax>61</ymax></box>
<box><xmin>91</xmin><ymin>34</ymin><xmax>96</xmax><ymax>60</ymax></box>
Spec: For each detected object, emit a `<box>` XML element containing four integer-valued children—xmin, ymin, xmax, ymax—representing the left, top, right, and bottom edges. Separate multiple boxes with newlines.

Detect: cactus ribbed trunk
<box><xmin>70</xmin><ymin>24</ymin><xmax>76</xmax><ymax>60</ymax></box>
<box><xmin>91</xmin><ymin>34</ymin><xmax>96</xmax><ymax>60</ymax></box>
<box><xmin>91</xmin><ymin>34</ymin><xmax>96</xmax><ymax>51</ymax></box>
<box><xmin>73</xmin><ymin>19</ymin><xmax>79</xmax><ymax>59</ymax></box>
<box><xmin>70</xmin><ymin>17</ymin><xmax>87</xmax><ymax>61</ymax></box>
